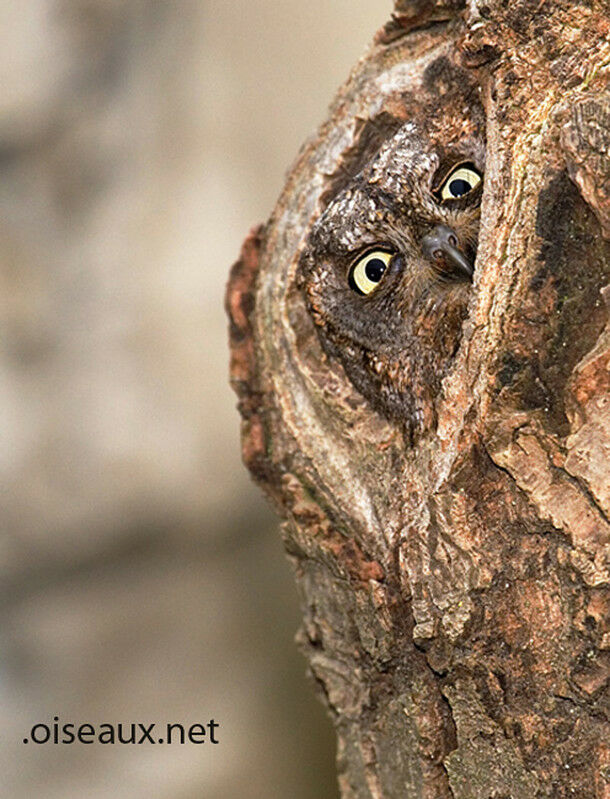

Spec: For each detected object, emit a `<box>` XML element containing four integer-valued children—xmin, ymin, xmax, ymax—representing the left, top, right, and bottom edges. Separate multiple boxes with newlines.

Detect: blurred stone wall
<box><xmin>0</xmin><ymin>2</ymin><xmax>388</xmax><ymax>797</ymax></box>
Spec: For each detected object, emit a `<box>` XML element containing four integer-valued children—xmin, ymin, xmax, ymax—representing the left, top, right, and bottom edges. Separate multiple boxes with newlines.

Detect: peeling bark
<box><xmin>227</xmin><ymin>2</ymin><xmax>610</xmax><ymax>797</ymax></box>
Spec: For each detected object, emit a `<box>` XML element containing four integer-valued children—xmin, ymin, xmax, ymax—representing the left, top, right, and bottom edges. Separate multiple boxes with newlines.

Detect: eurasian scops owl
<box><xmin>298</xmin><ymin>57</ymin><xmax>485</xmax><ymax>439</ymax></box>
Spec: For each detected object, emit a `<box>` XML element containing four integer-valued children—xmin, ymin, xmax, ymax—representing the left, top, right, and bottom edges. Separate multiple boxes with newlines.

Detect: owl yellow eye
<box><xmin>438</xmin><ymin>164</ymin><xmax>482</xmax><ymax>202</ymax></box>
<box><xmin>348</xmin><ymin>250</ymin><xmax>394</xmax><ymax>296</ymax></box>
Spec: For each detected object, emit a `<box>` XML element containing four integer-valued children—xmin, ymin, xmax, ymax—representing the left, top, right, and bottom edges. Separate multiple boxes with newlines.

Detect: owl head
<box><xmin>298</xmin><ymin>58</ymin><xmax>486</xmax><ymax>438</ymax></box>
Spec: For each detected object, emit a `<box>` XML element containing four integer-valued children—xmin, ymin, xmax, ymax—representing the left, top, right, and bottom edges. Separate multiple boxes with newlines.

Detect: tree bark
<box><xmin>227</xmin><ymin>2</ymin><xmax>610</xmax><ymax>797</ymax></box>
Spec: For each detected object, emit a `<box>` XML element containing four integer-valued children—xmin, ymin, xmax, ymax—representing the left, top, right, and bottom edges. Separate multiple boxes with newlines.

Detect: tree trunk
<box><xmin>226</xmin><ymin>2</ymin><xmax>610</xmax><ymax>797</ymax></box>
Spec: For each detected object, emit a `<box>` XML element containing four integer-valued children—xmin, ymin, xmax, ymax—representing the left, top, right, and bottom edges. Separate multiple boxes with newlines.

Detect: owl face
<box><xmin>299</xmin><ymin>61</ymin><xmax>486</xmax><ymax>435</ymax></box>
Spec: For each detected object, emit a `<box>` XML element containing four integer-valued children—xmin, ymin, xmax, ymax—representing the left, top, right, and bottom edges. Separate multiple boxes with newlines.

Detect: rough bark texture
<box><xmin>227</xmin><ymin>2</ymin><xmax>610</xmax><ymax>797</ymax></box>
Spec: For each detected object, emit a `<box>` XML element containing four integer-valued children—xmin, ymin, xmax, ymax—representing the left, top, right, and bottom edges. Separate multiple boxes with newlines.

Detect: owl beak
<box><xmin>421</xmin><ymin>224</ymin><xmax>473</xmax><ymax>280</ymax></box>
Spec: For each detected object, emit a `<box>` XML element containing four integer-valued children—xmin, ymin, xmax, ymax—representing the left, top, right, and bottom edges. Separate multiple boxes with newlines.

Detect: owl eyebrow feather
<box><xmin>308</xmin><ymin>187</ymin><xmax>394</xmax><ymax>258</ymax></box>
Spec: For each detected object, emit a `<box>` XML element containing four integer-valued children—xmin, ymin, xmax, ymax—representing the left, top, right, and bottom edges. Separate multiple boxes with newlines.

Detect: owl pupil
<box><xmin>449</xmin><ymin>178</ymin><xmax>471</xmax><ymax>197</ymax></box>
<box><xmin>365</xmin><ymin>258</ymin><xmax>386</xmax><ymax>282</ymax></box>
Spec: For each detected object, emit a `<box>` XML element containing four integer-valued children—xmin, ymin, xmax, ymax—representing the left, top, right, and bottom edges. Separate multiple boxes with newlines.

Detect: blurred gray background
<box><xmin>0</xmin><ymin>2</ymin><xmax>388</xmax><ymax>797</ymax></box>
